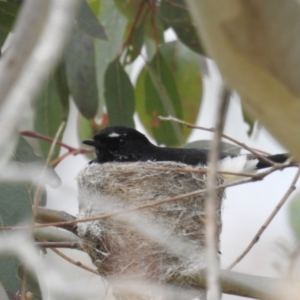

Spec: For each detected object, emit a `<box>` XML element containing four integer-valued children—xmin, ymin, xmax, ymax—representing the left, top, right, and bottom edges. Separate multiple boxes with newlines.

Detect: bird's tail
<box><xmin>255</xmin><ymin>153</ymin><xmax>289</xmax><ymax>169</ymax></box>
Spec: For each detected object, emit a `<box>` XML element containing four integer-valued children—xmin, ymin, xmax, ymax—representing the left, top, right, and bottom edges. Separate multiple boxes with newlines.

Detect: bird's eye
<box><xmin>119</xmin><ymin>139</ymin><xmax>127</xmax><ymax>147</ymax></box>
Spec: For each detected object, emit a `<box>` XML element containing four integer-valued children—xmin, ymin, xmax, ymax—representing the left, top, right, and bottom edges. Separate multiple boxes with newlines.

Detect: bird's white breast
<box><xmin>217</xmin><ymin>155</ymin><xmax>259</xmax><ymax>182</ymax></box>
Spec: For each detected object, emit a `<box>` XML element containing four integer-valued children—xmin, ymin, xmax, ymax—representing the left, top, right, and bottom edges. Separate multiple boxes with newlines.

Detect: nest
<box><xmin>77</xmin><ymin>161</ymin><xmax>225</xmax><ymax>300</ymax></box>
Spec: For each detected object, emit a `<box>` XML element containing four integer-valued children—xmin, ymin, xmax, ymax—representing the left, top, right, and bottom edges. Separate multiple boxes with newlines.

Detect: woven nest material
<box><xmin>77</xmin><ymin>161</ymin><xmax>225</xmax><ymax>300</ymax></box>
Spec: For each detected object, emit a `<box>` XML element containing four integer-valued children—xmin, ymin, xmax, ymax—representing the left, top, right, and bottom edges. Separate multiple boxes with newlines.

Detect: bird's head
<box><xmin>82</xmin><ymin>126</ymin><xmax>151</xmax><ymax>163</ymax></box>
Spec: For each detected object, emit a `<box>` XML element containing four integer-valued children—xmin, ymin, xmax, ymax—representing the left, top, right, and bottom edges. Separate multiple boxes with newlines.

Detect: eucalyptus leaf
<box><xmin>65</xmin><ymin>29</ymin><xmax>99</xmax><ymax>119</ymax></box>
<box><xmin>18</xmin><ymin>265</ymin><xmax>42</xmax><ymax>300</ymax></box>
<box><xmin>54</xmin><ymin>63</ymin><xmax>70</xmax><ymax>121</ymax></box>
<box><xmin>34</xmin><ymin>76</ymin><xmax>65</xmax><ymax>160</ymax></box>
<box><xmin>160</xmin><ymin>41</ymin><xmax>202</xmax><ymax>138</ymax></box>
<box><xmin>104</xmin><ymin>59</ymin><xmax>135</xmax><ymax>127</ymax></box>
<box><xmin>0</xmin><ymin>255</ymin><xmax>21</xmax><ymax>300</ymax></box>
<box><xmin>0</xmin><ymin>2</ymin><xmax>19</xmax><ymax>45</ymax></box>
<box><xmin>94</xmin><ymin>0</ymin><xmax>127</xmax><ymax>115</ymax></box>
<box><xmin>124</xmin><ymin>17</ymin><xmax>145</xmax><ymax>65</ymax></box>
<box><xmin>0</xmin><ymin>137</ymin><xmax>50</xmax><ymax>299</ymax></box>
<box><xmin>242</xmin><ymin>104</ymin><xmax>256</xmax><ymax>136</ymax></box>
<box><xmin>136</xmin><ymin>51</ymin><xmax>184</xmax><ymax>146</ymax></box>
<box><xmin>75</xmin><ymin>0</ymin><xmax>107</xmax><ymax>40</ymax></box>
<box><xmin>160</xmin><ymin>0</ymin><xmax>205</xmax><ymax>54</ymax></box>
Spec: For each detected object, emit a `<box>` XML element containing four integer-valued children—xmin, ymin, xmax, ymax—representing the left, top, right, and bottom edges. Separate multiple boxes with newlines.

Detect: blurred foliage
<box><xmin>0</xmin><ymin>137</ymin><xmax>52</xmax><ymax>299</ymax></box>
<box><xmin>0</xmin><ymin>0</ymin><xmax>256</xmax><ymax>159</ymax></box>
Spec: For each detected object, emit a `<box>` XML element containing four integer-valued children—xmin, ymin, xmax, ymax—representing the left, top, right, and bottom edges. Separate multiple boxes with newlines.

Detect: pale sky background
<box><xmin>45</xmin><ymin>54</ymin><xmax>299</xmax><ymax>300</ymax></box>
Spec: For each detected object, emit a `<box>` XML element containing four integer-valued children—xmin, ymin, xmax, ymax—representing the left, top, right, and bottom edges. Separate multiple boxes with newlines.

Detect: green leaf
<box><xmin>0</xmin><ymin>2</ymin><xmax>18</xmax><ymax>31</ymax></box>
<box><xmin>159</xmin><ymin>0</ymin><xmax>205</xmax><ymax>54</ymax></box>
<box><xmin>0</xmin><ymin>183</ymin><xmax>33</xmax><ymax>227</ymax></box>
<box><xmin>113</xmin><ymin>0</ymin><xmax>143</xmax><ymax>21</ymax></box>
<box><xmin>160</xmin><ymin>41</ymin><xmax>202</xmax><ymax>138</ymax></box>
<box><xmin>288</xmin><ymin>192</ymin><xmax>300</xmax><ymax>241</ymax></box>
<box><xmin>144</xmin><ymin>13</ymin><xmax>165</xmax><ymax>45</ymax></box>
<box><xmin>34</xmin><ymin>76</ymin><xmax>65</xmax><ymax>160</ymax></box>
<box><xmin>242</xmin><ymin>104</ymin><xmax>256</xmax><ymax>136</ymax></box>
<box><xmin>54</xmin><ymin>62</ymin><xmax>70</xmax><ymax>120</ymax></box>
<box><xmin>136</xmin><ymin>50</ymin><xmax>184</xmax><ymax>146</ymax></box>
<box><xmin>95</xmin><ymin>0</ymin><xmax>127</xmax><ymax>115</ymax></box>
<box><xmin>77</xmin><ymin>114</ymin><xmax>106</xmax><ymax>161</ymax></box>
<box><xmin>0</xmin><ymin>256</ymin><xmax>21</xmax><ymax>300</ymax></box>
<box><xmin>123</xmin><ymin>17</ymin><xmax>145</xmax><ymax>65</ymax></box>
<box><xmin>0</xmin><ymin>2</ymin><xmax>19</xmax><ymax>45</ymax></box>
<box><xmin>89</xmin><ymin>0</ymin><xmax>101</xmax><ymax>15</ymax></box>
<box><xmin>13</xmin><ymin>136</ymin><xmax>60</xmax><ymax>189</ymax></box>
<box><xmin>65</xmin><ymin>29</ymin><xmax>99</xmax><ymax>119</ymax></box>
<box><xmin>18</xmin><ymin>265</ymin><xmax>42</xmax><ymax>300</ymax></box>
<box><xmin>104</xmin><ymin>59</ymin><xmax>135</xmax><ymax>127</ymax></box>
<box><xmin>114</xmin><ymin>0</ymin><xmax>164</xmax><ymax>45</ymax></box>
<box><xmin>75</xmin><ymin>0</ymin><xmax>107</xmax><ymax>40</ymax></box>
<box><xmin>0</xmin><ymin>137</ymin><xmax>50</xmax><ymax>299</ymax></box>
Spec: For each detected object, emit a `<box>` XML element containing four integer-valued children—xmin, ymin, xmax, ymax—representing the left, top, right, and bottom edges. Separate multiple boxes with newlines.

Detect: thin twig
<box><xmin>117</xmin><ymin>0</ymin><xmax>147</xmax><ymax>58</ymax></box>
<box><xmin>1</xmin><ymin>161</ymin><xmax>292</xmax><ymax>235</ymax></box>
<box><xmin>51</xmin><ymin>248</ymin><xmax>99</xmax><ymax>275</ymax></box>
<box><xmin>21</xmin><ymin>130</ymin><xmax>92</xmax><ymax>154</ymax></box>
<box><xmin>50</xmin><ymin>149</ymin><xmax>85</xmax><ymax>167</ymax></box>
<box><xmin>21</xmin><ymin>267</ymin><xmax>28</xmax><ymax>300</ymax></box>
<box><xmin>227</xmin><ymin>166</ymin><xmax>300</xmax><ymax>270</ymax></box>
<box><xmin>32</xmin><ymin>122</ymin><xmax>66</xmax><ymax>227</ymax></box>
<box><xmin>206</xmin><ymin>85</ymin><xmax>230</xmax><ymax>299</ymax></box>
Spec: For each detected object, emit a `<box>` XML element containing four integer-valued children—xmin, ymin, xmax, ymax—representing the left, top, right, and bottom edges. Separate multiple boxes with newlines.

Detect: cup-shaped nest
<box><xmin>77</xmin><ymin>161</ymin><xmax>225</xmax><ymax>300</ymax></box>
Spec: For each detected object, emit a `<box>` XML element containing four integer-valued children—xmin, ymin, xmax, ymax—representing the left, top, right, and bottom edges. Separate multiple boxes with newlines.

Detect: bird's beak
<box><xmin>82</xmin><ymin>139</ymin><xmax>96</xmax><ymax>146</ymax></box>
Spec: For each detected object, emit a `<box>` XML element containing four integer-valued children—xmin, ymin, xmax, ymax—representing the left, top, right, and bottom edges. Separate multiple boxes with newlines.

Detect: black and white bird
<box><xmin>82</xmin><ymin>126</ymin><xmax>288</xmax><ymax>180</ymax></box>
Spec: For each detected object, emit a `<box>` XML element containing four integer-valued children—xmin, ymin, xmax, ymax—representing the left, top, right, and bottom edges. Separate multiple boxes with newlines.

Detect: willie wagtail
<box><xmin>82</xmin><ymin>126</ymin><xmax>289</xmax><ymax>175</ymax></box>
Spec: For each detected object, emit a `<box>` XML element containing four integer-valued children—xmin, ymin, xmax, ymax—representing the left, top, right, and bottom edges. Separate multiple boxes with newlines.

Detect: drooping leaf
<box><xmin>159</xmin><ymin>0</ymin><xmax>205</xmax><ymax>54</ymax></box>
<box><xmin>88</xmin><ymin>0</ymin><xmax>101</xmax><ymax>15</ymax></box>
<box><xmin>104</xmin><ymin>59</ymin><xmax>135</xmax><ymax>127</ymax></box>
<box><xmin>75</xmin><ymin>0</ymin><xmax>107</xmax><ymax>40</ymax></box>
<box><xmin>123</xmin><ymin>17</ymin><xmax>145</xmax><ymax>65</ymax></box>
<box><xmin>0</xmin><ymin>2</ymin><xmax>19</xmax><ymax>45</ymax></box>
<box><xmin>18</xmin><ymin>265</ymin><xmax>42</xmax><ymax>300</ymax></box>
<box><xmin>113</xmin><ymin>0</ymin><xmax>144</xmax><ymax>21</ymax></box>
<box><xmin>0</xmin><ymin>2</ymin><xmax>19</xmax><ymax>31</ymax></box>
<box><xmin>78</xmin><ymin>114</ymin><xmax>107</xmax><ymax>161</ymax></box>
<box><xmin>242</xmin><ymin>104</ymin><xmax>256</xmax><ymax>136</ymax></box>
<box><xmin>65</xmin><ymin>29</ymin><xmax>99</xmax><ymax>119</ymax></box>
<box><xmin>144</xmin><ymin>13</ymin><xmax>165</xmax><ymax>45</ymax></box>
<box><xmin>0</xmin><ymin>183</ymin><xmax>33</xmax><ymax>227</ymax></box>
<box><xmin>160</xmin><ymin>41</ymin><xmax>202</xmax><ymax>138</ymax></box>
<box><xmin>0</xmin><ymin>256</ymin><xmax>21</xmax><ymax>300</ymax></box>
<box><xmin>54</xmin><ymin>62</ymin><xmax>70</xmax><ymax>120</ymax></box>
<box><xmin>136</xmin><ymin>50</ymin><xmax>186</xmax><ymax>146</ymax></box>
<box><xmin>0</xmin><ymin>137</ymin><xmax>49</xmax><ymax>299</ymax></box>
<box><xmin>34</xmin><ymin>76</ymin><xmax>65</xmax><ymax>160</ymax></box>
<box><xmin>114</xmin><ymin>0</ymin><xmax>164</xmax><ymax>45</ymax></box>
<box><xmin>94</xmin><ymin>0</ymin><xmax>127</xmax><ymax>115</ymax></box>
<box><xmin>12</xmin><ymin>136</ymin><xmax>52</xmax><ymax>204</ymax></box>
